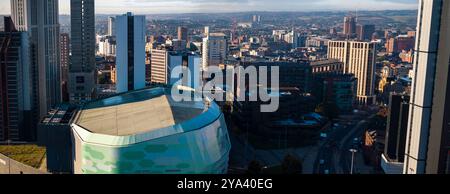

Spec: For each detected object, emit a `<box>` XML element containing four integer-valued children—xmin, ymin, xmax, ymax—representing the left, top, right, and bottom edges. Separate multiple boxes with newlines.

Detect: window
<box><xmin>76</xmin><ymin>76</ymin><xmax>85</xmax><ymax>84</ymax></box>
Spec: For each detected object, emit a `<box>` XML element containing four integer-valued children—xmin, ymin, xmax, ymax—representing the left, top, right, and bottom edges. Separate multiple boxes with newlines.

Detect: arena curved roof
<box><xmin>71</xmin><ymin>87</ymin><xmax>223</xmax><ymax>146</ymax></box>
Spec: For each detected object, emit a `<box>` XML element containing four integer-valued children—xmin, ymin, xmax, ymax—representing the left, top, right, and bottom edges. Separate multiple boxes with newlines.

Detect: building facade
<box><xmin>69</xmin><ymin>0</ymin><xmax>96</xmax><ymax>103</ymax></box>
<box><xmin>116</xmin><ymin>12</ymin><xmax>146</xmax><ymax>93</ymax></box>
<box><xmin>202</xmin><ymin>32</ymin><xmax>227</xmax><ymax>69</ymax></box>
<box><xmin>311</xmin><ymin>59</ymin><xmax>345</xmax><ymax>75</ymax></box>
<box><xmin>60</xmin><ymin>33</ymin><xmax>70</xmax><ymax>102</ymax></box>
<box><xmin>97</xmin><ymin>35</ymin><xmax>116</xmax><ymax>57</ymax></box>
<box><xmin>328</xmin><ymin>41</ymin><xmax>377</xmax><ymax>105</ymax></box>
<box><xmin>151</xmin><ymin>47</ymin><xmax>201</xmax><ymax>87</ymax></box>
<box><xmin>356</xmin><ymin>24</ymin><xmax>375</xmax><ymax>41</ymax></box>
<box><xmin>240</xmin><ymin>61</ymin><xmax>312</xmax><ymax>94</ymax></box>
<box><xmin>384</xmin><ymin>93</ymin><xmax>410</xmax><ymax>164</ymax></box>
<box><xmin>404</xmin><ymin>0</ymin><xmax>450</xmax><ymax>174</ymax></box>
<box><xmin>108</xmin><ymin>17</ymin><xmax>116</xmax><ymax>37</ymax></box>
<box><xmin>10</xmin><ymin>0</ymin><xmax>61</xmax><ymax>120</ymax></box>
<box><xmin>177</xmin><ymin>26</ymin><xmax>188</xmax><ymax>41</ymax></box>
<box><xmin>0</xmin><ymin>18</ymin><xmax>32</xmax><ymax>141</ymax></box>
<box><xmin>386</xmin><ymin>36</ymin><xmax>415</xmax><ymax>54</ymax></box>
<box><xmin>343</xmin><ymin>16</ymin><xmax>357</xmax><ymax>37</ymax></box>
<box><xmin>322</xmin><ymin>75</ymin><xmax>357</xmax><ymax>113</ymax></box>
<box><xmin>151</xmin><ymin>47</ymin><xmax>170</xmax><ymax>84</ymax></box>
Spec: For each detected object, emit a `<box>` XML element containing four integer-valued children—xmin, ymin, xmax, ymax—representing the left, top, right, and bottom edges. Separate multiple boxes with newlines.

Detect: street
<box><xmin>313</xmin><ymin>112</ymin><xmax>376</xmax><ymax>174</ymax></box>
<box><xmin>228</xmin><ymin>110</ymin><xmax>378</xmax><ymax>174</ymax></box>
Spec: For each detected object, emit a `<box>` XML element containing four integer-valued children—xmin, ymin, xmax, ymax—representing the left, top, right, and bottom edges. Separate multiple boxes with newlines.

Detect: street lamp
<box><xmin>349</xmin><ymin>148</ymin><xmax>358</xmax><ymax>174</ymax></box>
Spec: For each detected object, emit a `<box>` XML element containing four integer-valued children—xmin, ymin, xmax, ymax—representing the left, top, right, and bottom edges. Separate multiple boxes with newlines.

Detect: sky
<box><xmin>0</xmin><ymin>0</ymin><xmax>419</xmax><ymax>15</ymax></box>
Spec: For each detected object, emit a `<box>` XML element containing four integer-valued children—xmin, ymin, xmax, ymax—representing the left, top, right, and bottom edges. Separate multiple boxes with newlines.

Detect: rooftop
<box><xmin>0</xmin><ymin>145</ymin><xmax>46</xmax><ymax>169</ymax></box>
<box><xmin>73</xmin><ymin>87</ymin><xmax>207</xmax><ymax>136</ymax></box>
<box><xmin>209</xmin><ymin>32</ymin><xmax>226</xmax><ymax>37</ymax></box>
<box><xmin>310</xmin><ymin>59</ymin><xmax>342</xmax><ymax>66</ymax></box>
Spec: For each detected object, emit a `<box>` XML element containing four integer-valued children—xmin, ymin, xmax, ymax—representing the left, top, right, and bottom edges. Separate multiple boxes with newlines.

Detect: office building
<box><xmin>60</xmin><ymin>33</ymin><xmax>70</xmax><ymax>102</ymax></box>
<box><xmin>404</xmin><ymin>0</ymin><xmax>450</xmax><ymax>174</ymax></box>
<box><xmin>0</xmin><ymin>17</ymin><xmax>33</xmax><ymax>141</ymax></box>
<box><xmin>108</xmin><ymin>16</ymin><xmax>116</xmax><ymax>36</ymax></box>
<box><xmin>240</xmin><ymin>61</ymin><xmax>312</xmax><ymax>93</ymax></box>
<box><xmin>233</xmin><ymin>86</ymin><xmax>322</xmax><ymax>147</ymax></box>
<box><xmin>321</xmin><ymin>75</ymin><xmax>357</xmax><ymax>113</ymax></box>
<box><xmin>386</xmin><ymin>35</ymin><xmax>415</xmax><ymax>54</ymax></box>
<box><xmin>116</xmin><ymin>12</ymin><xmax>146</xmax><ymax>93</ymax></box>
<box><xmin>328</xmin><ymin>41</ymin><xmax>377</xmax><ymax>105</ymax></box>
<box><xmin>343</xmin><ymin>16</ymin><xmax>357</xmax><ymax>37</ymax></box>
<box><xmin>168</xmin><ymin>53</ymin><xmax>202</xmax><ymax>87</ymax></box>
<box><xmin>177</xmin><ymin>26</ymin><xmax>188</xmax><ymax>41</ymax></box>
<box><xmin>305</xmin><ymin>37</ymin><xmax>329</xmax><ymax>48</ymax></box>
<box><xmin>69</xmin><ymin>0</ymin><xmax>96</xmax><ymax>103</ymax></box>
<box><xmin>151</xmin><ymin>47</ymin><xmax>171</xmax><ymax>84</ymax></box>
<box><xmin>71</xmin><ymin>87</ymin><xmax>231</xmax><ymax>174</ymax></box>
<box><xmin>283</xmin><ymin>29</ymin><xmax>305</xmax><ymax>48</ymax></box>
<box><xmin>38</xmin><ymin>104</ymin><xmax>78</xmax><ymax>173</ymax></box>
<box><xmin>202</xmin><ymin>32</ymin><xmax>227</xmax><ymax>69</ymax></box>
<box><xmin>356</xmin><ymin>24</ymin><xmax>375</xmax><ymax>41</ymax></box>
<box><xmin>311</xmin><ymin>59</ymin><xmax>345</xmax><ymax>75</ymax></box>
<box><xmin>97</xmin><ymin>35</ymin><xmax>116</xmax><ymax>57</ymax></box>
<box><xmin>10</xmin><ymin>0</ymin><xmax>61</xmax><ymax>120</ymax></box>
<box><xmin>383</xmin><ymin>94</ymin><xmax>410</xmax><ymax>166</ymax></box>
<box><xmin>252</xmin><ymin>15</ymin><xmax>261</xmax><ymax>23</ymax></box>
<box><xmin>151</xmin><ymin>46</ymin><xmax>201</xmax><ymax>87</ymax></box>
<box><xmin>381</xmin><ymin>93</ymin><xmax>410</xmax><ymax>174</ymax></box>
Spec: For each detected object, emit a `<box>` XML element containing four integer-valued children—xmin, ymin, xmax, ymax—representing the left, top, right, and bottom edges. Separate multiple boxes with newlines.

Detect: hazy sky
<box><xmin>0</xmin><ymin>0</ymin><xmax>419</xmax><ymax>15</ymax></box>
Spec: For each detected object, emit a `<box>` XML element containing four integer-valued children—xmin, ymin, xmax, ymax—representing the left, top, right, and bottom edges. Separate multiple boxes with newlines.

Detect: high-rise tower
<box><xmin>328</xmin><ymin>41</ymin><xmax>377</xmax><ymax>105</ymax></box>
<box><xmin>116</xmin><ymin>12</ymin><xmax>146</xmax><ymax>93</ymax></box>
<box><xmin>404</xmin><ymin>0</ymin><xmax>450</xmax><ymax>174</ymax></box>
<box><xmin>10</xmin><ymin>0</ymin><xmax>61</xmax><ymax>120</ymax></box>
<box><xmin>69</xmin><ymin>0</ymin><xmax>96</xmax><ymax>103</ymax></box>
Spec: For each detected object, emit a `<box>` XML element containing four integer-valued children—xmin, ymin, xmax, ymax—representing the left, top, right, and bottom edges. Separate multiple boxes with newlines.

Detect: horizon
<box><xmin>0</xmin><ymin>9</ymin><xmax>419</xmax><ymax>17</ymax></box>
<box><xmin>0</xmin><ymin>0</ymin><xmax>419</xmax><ymax>15</ymax></box>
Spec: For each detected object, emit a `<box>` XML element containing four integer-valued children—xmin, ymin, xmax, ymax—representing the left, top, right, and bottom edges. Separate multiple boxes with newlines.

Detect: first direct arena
<box><xmin>71</xmin><ymin>87</ymin><xmax>231</xmax><ymax>174</ymax></box>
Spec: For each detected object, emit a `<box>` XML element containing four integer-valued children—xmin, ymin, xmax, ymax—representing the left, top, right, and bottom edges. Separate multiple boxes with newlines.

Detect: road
<box><xmin>313</xmin><ymin>112</ymin><xmax>375</xmax><ymax>174</ymax></box>
<box><xmin>338</xmin><ymin>119</ymin><xmax>369</xmax><ymax>174</ymax></box>
<box><xmin>228</xmin><ymin>109</ymin><xmax>378</xmax><ymax>174</ymax></box>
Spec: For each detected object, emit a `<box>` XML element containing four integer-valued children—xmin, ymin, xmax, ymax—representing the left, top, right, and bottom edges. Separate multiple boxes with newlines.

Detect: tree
<box><xmin>281</xmin><ymin>154</ymin><xmax>303</xmax><ymax>174</ymax></box>
<box><xmin>246</xmin><ymin>160</ymin><xmax>263</xmax><ymax>174</ymax></box>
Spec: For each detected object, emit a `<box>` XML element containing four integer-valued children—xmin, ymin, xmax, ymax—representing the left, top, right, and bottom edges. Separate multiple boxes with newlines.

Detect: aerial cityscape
<box><xmin>0</xmin><ymin>0</ymin><xmax>449</xmax><ymax>177</ymax></box>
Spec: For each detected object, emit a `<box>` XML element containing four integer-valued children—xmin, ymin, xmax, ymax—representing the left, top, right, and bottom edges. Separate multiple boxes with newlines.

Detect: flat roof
<box><xmin>74</xmin><ymin>88</ymin><xmax>207</xmax><ymax>136</ymax></box>
<box><xmin>310</xmin><ymin>59</ymin><xmax>342</xmax><ymax>66</ymax></box>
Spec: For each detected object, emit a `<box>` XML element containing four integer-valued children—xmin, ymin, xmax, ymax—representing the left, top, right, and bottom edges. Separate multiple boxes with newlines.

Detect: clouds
<box><xmin>1</xmin><ymin>0</ymin><xmax>419</xmax><ymax>15</ymax></box>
